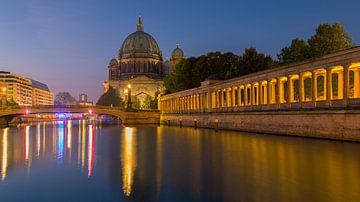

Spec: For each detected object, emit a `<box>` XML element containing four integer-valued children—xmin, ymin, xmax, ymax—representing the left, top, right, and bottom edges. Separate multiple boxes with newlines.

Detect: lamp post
<box><xmin>127</xmin><ymin>84</ymin><xmax>132</xmax><ymax>110</ymax></box>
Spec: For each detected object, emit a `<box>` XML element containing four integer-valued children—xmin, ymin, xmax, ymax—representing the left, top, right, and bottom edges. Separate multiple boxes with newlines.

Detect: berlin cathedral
<box><xmin>103</xmin><ymin>17</ymin><xmax>185</xmax><ymax>108</ymax></box>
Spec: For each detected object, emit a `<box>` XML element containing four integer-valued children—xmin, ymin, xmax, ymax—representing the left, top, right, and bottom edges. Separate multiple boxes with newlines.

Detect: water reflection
<box><xmin>1</xmin><ymin>128</ymin><xmax>8</xmax><ymax>181</ymax></box>
<box><xmin>57</xmin><ymin>121</ymin><xmax>64</xmax><ymax>164</ymax></box>
<box><xmin>121</xmin><ymin>127</ymin><xmax>137</xmax><ymax>197</ymax></box>
<box><xmin>88</xmin><ymin>125</ymin><xmax>95</xmax><ymax>177</ymax></box>
<box><xmin>24</xmin><ymin>125</ymin><xmax>30</xmax><ymax>161</ymax></box>
<box><xmin>0</xmin><ymin>122</ymin><xmax>359</xmax><ymax>201</ymax></box>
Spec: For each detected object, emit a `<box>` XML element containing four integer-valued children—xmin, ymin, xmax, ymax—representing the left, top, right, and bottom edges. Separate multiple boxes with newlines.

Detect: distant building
<box><xmin>31</xmin><ymin>79</ymin><xmax>54</xmax><ymax>106</ymax></box>
<box><xmin>0</xmin><ymin>71</ymin><xmax>54</xmax><ymax>106</ymax></box>
<box><xmin>78</xmin><ymin>93</ymin><xmax>93</xmax><ymax>106</ymax></box>
<box><xmin>168</xmin><ymin>44</ymin><xmax>185</xmax><ymax>75</ymax></box>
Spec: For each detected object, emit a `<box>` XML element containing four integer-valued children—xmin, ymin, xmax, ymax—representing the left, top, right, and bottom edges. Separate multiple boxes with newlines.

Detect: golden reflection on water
<box><xmin>81</xmin><ymin>120</ymin><xmax>86</xmax><ymax>169</ymax></box>
<box><xmin>88</xmin><ymin>125</ymin><xmax>95</xmax><ymax>177</ymax></box>
<box><xmin>1</xmin><ymin>128</ymin><xmax>8</xmax><ymax>181</ymax></box>
<box><xmin>24</xmin><ymin>126</ymin><xmax>30</xmax><ymax>161</ymax></box>
<box><xmin>67</xmin><ymin>120</ymin><xmax>72</xmax><ymax>149</ymax></box>
<box><xmin>121</xmin><ymin>127</ymin><xmax>137</xmax><ymax>197</ymax></box>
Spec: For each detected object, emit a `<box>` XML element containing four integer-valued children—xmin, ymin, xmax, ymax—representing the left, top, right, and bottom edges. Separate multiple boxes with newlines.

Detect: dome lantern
<box><xmin>137</xmin><ymin>16</ymin><xmax>144</xmax><ymax>32</ymax></box>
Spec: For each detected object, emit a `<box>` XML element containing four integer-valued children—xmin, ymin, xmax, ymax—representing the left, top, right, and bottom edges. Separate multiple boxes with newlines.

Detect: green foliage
<box><xmin>308</xmin><ymin>22</ymin><xmax>353</xmax><ymax>57</ymax></box>
<box><xmin>238</xmin><ymin>47</ymin><xmax>274</xmax><ymax>76</ymax></box>
<box><xmin>142</xmin><ymin>91</ymin><xmax>159</xmax><ymax>109</ymax></box>
<box><xmin>131</xmin><ymin>96</ymin><xmax>140</xmax><ymax>109</ymax></box>
<box><xmin>97</xmin><ymin>86</ymin><xmax>123</xmax><ymax>107</ymax></box>
<box><xmin>278</xmin><ymin>22</ymin><xmax>353</xmax><ymax>64</ymax></box>
<box><xmin>165</xmin><ymin>48</ymin><xmax>274</xmax><ymax>93</ymax></box>
<box><xmin>55</xmin><ymin>92</ymin><xmax>77</xmax><ymax>105</ymax></box>
<box><xmin>278</xmin><ymin>38</ymin><xmax>309</xmax><ymax>64</ymax></box>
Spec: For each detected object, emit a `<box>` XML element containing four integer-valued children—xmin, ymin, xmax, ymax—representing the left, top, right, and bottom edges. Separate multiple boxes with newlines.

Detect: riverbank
<box><xmin>161</xmin><ymin>110</ymin><xmax>360</xmax><ymax>142</ymax></box>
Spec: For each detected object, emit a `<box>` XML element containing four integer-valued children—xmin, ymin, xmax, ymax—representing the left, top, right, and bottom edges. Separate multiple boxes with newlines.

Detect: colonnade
<box><xmin>160</xmin><ymin>61</ymin><xmax>360</xmax><ymax>113</ymax></box>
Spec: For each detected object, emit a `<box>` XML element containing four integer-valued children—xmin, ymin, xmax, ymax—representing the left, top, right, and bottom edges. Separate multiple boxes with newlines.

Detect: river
<box><xmin>0</xmin><ymin>120</ymin><xmax>359</xmax><ymax>201</ymax></box>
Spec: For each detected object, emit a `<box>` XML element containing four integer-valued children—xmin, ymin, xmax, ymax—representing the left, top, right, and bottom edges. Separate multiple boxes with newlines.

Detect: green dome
<box><xmin>171</xmin><ymin>47</ymin><xmax>185</xmax><ymax>59</ymax></box>
<box><xmin>119</xmin><ymin>31</ymin><xmax>161</xmax><ymax>56</ymax></box>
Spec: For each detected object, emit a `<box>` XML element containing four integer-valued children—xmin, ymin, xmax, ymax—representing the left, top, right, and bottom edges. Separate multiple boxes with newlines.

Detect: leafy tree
<box><xmin>97</xmin><ymin>86</ymin><xmax>123</xmax><ymax>107</ymax></box>
<box><xmin>55</xmin><ymin>92</ymin><xmax>77</xmax><ymax>105</ymax></box>
<box><xmin>239</xmin><ymin>47</ymin><xmax>274</xmax><ymax>75</ymax></box>
<box><xmin>143</xmin><ymin>91</ymin><xmax>160</xmax><ymax>109</ymax></box>
<box><xmin>278</xmin><ymin>38</ymin><xmax>309</xmax><ymax>64</ymax></box>
<box><xmin>308</xmin><ymin>22</ymin><xmax>353</xmax><ymax>57</ymax></box>
<box><xmin>164</xmin><ymin>48</ymin><xmax>274</xmax><ymax>93</ymax></box>
<box><xmin>131</xmin><ymin>96</ymin><xmax>140</xmax><ymax>109</ymax></box>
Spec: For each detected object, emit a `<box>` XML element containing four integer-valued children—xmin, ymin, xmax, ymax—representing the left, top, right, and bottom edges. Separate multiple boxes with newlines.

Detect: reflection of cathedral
<box><xmin>104</xmin><ymin>17</ymin><xmax>185</xmax><ymax>108</ymax></box>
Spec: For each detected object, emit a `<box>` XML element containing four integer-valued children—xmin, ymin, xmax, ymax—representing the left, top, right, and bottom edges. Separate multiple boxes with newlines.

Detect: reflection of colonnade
<box><xmin>159</xmin><ymin>48</ymin><xmax>360</xmax><ymax>113</ymax></box>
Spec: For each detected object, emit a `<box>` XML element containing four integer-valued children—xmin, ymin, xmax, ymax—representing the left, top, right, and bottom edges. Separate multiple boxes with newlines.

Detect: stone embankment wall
<box><xmin>161</xmin><ymin>110</ymin><xmax>360</xmax><ymax>141</ymax></box>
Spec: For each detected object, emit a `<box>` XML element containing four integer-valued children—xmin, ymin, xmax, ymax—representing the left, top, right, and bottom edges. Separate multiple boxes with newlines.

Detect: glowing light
<box><xmin>1</xmin><ymin>128</ymin><xmax>9</xmax><ymax>181</ymax></box>
<box><xmin>56</xmin><ymin>113</ymin><xmax>73</xmax><ymax>119</ymax></box>
<box><xmin>1</xmin><ymin>87</ymin><xmax>6</xmax><ymax>92</ymax></box>
<box><xmin>124</xmin><ymin>89</ymin><xmax>128</xmax><ymax>94</ymax></box>
<box><xmin>87</xmin><ymin>125</ymin><xmax>95</xmax><ymax>177</ymax></box>
<box><xmin>88</xmin><ymin>109</ymin><xmax>93</xmax><ymax>114</ymax></box>
<box><xmin>57</xmin><ymin>121</ymin><xmax>64</xmax><ymax>164</ymax></box>
<box><xmin>36</xmin><ymin>123</ymin><xmax>41</xmax><ymax>158</ymax></box>
<box><xmin>121</xmin><ymin>127</ymin><xmax>137</xmax><ymax>197</ymax></box>
<box><xmin>81</xmin><ymin>120</ymin><xmax>86</xmax><ymax>168</ymax></box>
<box><xmin>127</xmin><ymin>84</ymin><xmax>131</xmax><ymax>89</ymax></box>
<box><xmin>67</xmin><ymin>120</ymin><xmax>72</xmax><ymax>149</ymax></box>
<box><xmin>24</xmin><ymin>126</ymin><xmax>30</xmax><ymax>161</ymax></box>
<box><xmin>25</xmin><ymin>109</ymin><xmax>30</xmax><ymax>115</ymax></box>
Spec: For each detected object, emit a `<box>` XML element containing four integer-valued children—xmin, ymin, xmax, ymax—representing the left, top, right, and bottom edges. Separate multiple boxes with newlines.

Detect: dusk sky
<box><xmin>0</xmin><ymin>0</ymin><xmax>359</xmax><ymax>101</ymax></box>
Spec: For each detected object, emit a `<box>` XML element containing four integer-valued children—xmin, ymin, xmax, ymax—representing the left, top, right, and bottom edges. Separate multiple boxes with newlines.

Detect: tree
<box><xmin>278</xmin><ymin>38</ymin><xmax>309</xmax><ymax>64</ymax></box>
<box><xmin>55</xmin><ymin>92</ymin><xmax>77</xmax><ymax>105</ymax></box>
<box><xmin>143</xmin><ymin>91</ymin><xmax>160</xmax><ymax>109</ymax></box>
<box><xmin>239</xmin><ymin>47</ymin><xmax>274</xmax><ymax>75</ymax></box>
<box><xmin>308</xmin><ymin>22</ymin><xmax>353</xmax><ymax>58</ymax></box>
<box><xmin>164</xmin><ymin>48</ymin><xmax>274</xmax><ymax>93</ymax></box>
<box><xmin>97</xmin><ymin>87</ymin><xmax>123</xmax><ymax>107</ymax></box>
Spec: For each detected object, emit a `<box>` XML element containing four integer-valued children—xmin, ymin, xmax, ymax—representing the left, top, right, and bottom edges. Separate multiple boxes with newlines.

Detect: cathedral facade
<box><xmin>104</xmin><ymin>17</ymin><xmax>185</xmax><ymax>108</ymax></box>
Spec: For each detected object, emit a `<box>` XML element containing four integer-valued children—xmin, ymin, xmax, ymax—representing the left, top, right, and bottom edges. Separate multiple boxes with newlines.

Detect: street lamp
<box><xmin>126</xmin><ymin>83</ymin><xmax>132</xmax><ymax>110</ymax></box>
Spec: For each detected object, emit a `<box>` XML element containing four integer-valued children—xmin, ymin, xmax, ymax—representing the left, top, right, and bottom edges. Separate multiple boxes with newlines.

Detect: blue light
<box><xmin>56</xmin><ymin>113</ymin><xmax>73</xmax><ymax>120</ymax></box>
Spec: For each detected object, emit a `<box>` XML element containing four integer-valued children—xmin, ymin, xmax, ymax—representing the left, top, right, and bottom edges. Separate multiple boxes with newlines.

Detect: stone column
<box><xmin>343</xmin><ymin>63</ymin><xmax>350</xmax><ymax>107</ymax></box>
<box><xmin>298</xmin><ymin>73</ymin><xmax>303</xmax><ymax>108</ymax></box>
<box><xmin>287</xmin><ymin>76</ymin><xmax>292</xmax><ymax>109</ymax></box>
<box><xmin>259</xmin><ymin>83</ymin><xmax>263</xmax><ymax>105</ymax></box>
<box><xmin>326</xmin><ymin>67</ymin><xmax>332</xmax><ymax>107</ymax></box>
<box><xmin>207</xmin><ymin>90</ymin><xmax>212</xmax><ymax>112</ymax></box>
<box><xmin>354</xmin><ymin>69</ymin><xmax>360</xmax><ymax>98</ymax></box>
<box><xmin>267</xmin><ymin>81</ymin><xmax>272</xmax><ymax>106</ymax></box>
<box><xmin>276</xmin><ymin>78</ymin><xmax>281</xmax><ymax>108</ymax></box>
<box><xmin>244</xmin><ymin>86</ymin><xmax>248</xmax><ymax>106</ymax></box>
<box><xmin>312</xmin><ymin>71</ymin><xmax>317</xmax><ymax>107</ymax></box>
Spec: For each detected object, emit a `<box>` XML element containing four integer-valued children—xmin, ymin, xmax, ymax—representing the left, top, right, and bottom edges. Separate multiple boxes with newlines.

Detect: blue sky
<box><xmin>0</xmin><ymin>0</ymin><xmax>359</xmax><ymax>101</ymax></box>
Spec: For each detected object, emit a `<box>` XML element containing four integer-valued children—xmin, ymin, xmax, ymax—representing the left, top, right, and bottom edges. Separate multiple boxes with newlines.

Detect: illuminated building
<box><xmin>0</xmin><ymin>71</ymin><xmax>54</xmax><ymax>106</ymax></box>
<box><xmin>168</xmin><ymin>44</ymin><xmax>185</xmax><ymax>75</ymax></box>
<box><xmin>31</xmin><ymin>79</ymin><xmax>54</xmax><ymax>106</ymax></box>
<box><xmin>78</xmin><ymin>93</ymin><xmax>93</xmax><ymax>106</ymax></box>
<box><xmin>104</xmin><ymin>17</ymin><xmax>185</xmax><ymax>108</ymax></box>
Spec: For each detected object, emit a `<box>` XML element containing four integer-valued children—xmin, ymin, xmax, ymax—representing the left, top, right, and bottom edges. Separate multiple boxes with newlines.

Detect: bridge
<box><xmin>0</xmin><ymin>105</ymin><xmax>160</xmax><ymax>127</ymax></box>
<box><xmin>158</xmin><ymin>47</ymin><xmax>360</xmax><ymax>141</ymax></box>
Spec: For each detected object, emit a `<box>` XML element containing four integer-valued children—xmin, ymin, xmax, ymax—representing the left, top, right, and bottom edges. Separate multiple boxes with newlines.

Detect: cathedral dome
<box><xmin>171</xmin><ymin>45</ymin><xmax>185</xmax><ymax>59</ymax></box>
<box><xmin>119</xmin><ymin>17</ymin><xmax>161</xmax><ymax>59</ymax></box>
